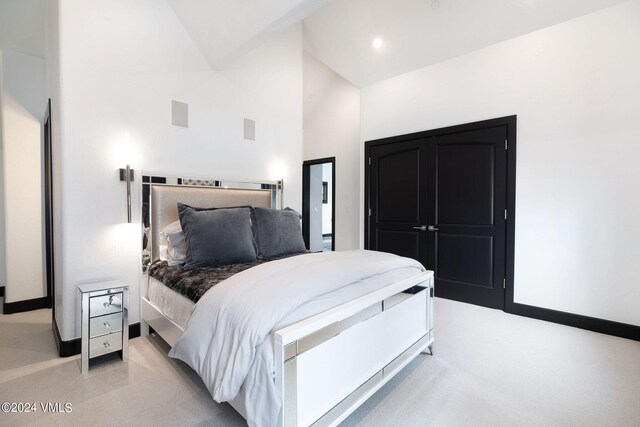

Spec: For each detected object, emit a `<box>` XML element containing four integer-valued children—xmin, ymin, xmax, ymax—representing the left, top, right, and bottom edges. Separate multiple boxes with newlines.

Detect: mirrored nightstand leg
<box><xmin>81</xmin><ymin>293</ymin><xmax>90</xmax><ymax>374</ymax></box>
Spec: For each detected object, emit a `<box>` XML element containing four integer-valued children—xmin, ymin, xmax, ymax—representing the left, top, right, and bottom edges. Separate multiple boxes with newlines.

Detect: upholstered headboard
<box><xmin>150</xmin><ymin>184</ymin><xmax>272</xmax><ymax>262</ymax></box>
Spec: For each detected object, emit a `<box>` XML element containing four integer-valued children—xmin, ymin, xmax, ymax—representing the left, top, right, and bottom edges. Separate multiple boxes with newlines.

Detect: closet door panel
<box><xmin>368</xmin><ymin>139</ymin><xmax>428</xmax><ymax>267</ymax></box>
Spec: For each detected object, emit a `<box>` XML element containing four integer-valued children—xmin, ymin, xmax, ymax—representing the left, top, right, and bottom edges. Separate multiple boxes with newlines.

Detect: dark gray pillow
<box><xmin>178</xmin><ymin>204</ymin><xmax>257</xmax><ymax>269</ymax></box>
<box><xmin>252</xmin><ymin>207</ymin><xmax>306</xmax><ymax>258</ymax></box>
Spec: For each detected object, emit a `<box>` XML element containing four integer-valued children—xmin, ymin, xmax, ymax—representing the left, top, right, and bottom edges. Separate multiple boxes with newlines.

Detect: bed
<box><xmin>140</xmin><ymin>183</ymin><xmax>434</xmax><ymax>427</ymax></box>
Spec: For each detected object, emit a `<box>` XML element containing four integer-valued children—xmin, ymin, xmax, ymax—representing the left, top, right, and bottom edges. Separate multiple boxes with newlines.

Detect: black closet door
<box><xmin>368</xmin><ymin>139</ymin><xmax>428</xmax><ymax>265</ymax></box>
<box><xmin>366</xmin><ymin>124</ymin><xmax>508</xmax><ymax>310</ymax></box>
<box><xmin>427</xmin><ymin>126</ymin><xmax>507</xmax><ymax>309</ymax></box>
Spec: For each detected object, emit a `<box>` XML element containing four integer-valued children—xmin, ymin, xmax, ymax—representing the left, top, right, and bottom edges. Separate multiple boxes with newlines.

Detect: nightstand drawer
<box><xmin>90</xmin><ymin>293</ymin><xmax>123</xmax><ymax>317</ymax></box>
<box><xmin>90</xmin><ymin>312</ymin><xmax>122</xmax><ymax>338</ymax></box>
<box><xmin>90</xmin><ymin>331</ymin><xmax>123</xmax><ymax>358</ymax></box>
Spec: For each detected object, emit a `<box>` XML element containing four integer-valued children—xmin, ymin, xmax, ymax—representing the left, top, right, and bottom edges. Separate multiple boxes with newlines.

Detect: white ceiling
<box><xmin>0</xmin><ymin>0</ymin><xmax>628</xmax><ymax>87</ymax></box>
<box><xmin>0</xmin><ymin>0</ymin><xmax>46</xmax><ymax>58</ymax></box>
<box><xmin>165</xmin><ymin>0</ymin><xmax>328</xmax><ymax>69</ymax></box>
<box><xmin>166</xmin><ymin>0</ymin><xmax>628</xmax><ymax>86</ymax></box>
<box><xmin>302</xmin><ymin>0</ymin><xmax>629</xmax><ymax>87</ymax></box>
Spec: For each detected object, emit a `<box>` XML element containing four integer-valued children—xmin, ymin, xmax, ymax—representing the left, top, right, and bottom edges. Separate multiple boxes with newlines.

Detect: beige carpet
<box><xmin>1</xmin><ymin>297</ymin><xmax>639</xmax><ymax>427</ymax></box>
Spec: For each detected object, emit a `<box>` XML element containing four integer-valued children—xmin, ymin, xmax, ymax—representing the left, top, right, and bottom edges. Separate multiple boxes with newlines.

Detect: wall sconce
<box><xmin>278</xmin><ymin>179</ymin><xmax>284</xmax><ymax>209</ymax></box>
<box><xmin>119</xmin><ymin>165</ymin><xmax>134</xmax><ymax>223</ymax></box>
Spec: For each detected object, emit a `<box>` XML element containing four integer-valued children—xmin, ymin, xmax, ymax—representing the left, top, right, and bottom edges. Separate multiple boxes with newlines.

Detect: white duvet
<box><xmin>169</xmin><ymin>250</ymin><xmax>425</xmax><ymax>426</ymax></box>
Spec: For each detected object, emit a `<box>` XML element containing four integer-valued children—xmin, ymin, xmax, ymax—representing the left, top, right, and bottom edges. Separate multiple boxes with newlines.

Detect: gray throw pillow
<box><xmin>178</xmin><ymin>203</ymin><xmax>257</xmax><ymax>269</ymax></box>
<box><xmin>252</xmin><ymin>207</ymin><xmax>306</xmax><ymax>258</ymax></box>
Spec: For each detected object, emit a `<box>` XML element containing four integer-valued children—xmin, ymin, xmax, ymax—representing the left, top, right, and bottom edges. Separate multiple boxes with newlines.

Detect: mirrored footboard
<box><xmin>274</xmin><ymin>272</ymin><xmax>435</xmax><ymax>427</ymax></box>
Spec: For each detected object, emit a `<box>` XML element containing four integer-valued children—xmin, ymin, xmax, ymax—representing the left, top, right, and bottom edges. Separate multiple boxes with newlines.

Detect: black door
<box><xmin>366</xmin><ymin>123</ymin><xmax>508</xmax><ymax>310</ymax></box>
<box><xmin>368</xmin><ymin>139</ymin><xmax>428</xmax><ymax>263</ymax></box>
<box><xmin>44</xmin><ymin>99</ymin><xmax>55</xmax><ymax>313</ymax></box>
<box><xmin>427</xmin><ymin>126</ymin><xmax>507</xmax><ymax>309</ymax></box>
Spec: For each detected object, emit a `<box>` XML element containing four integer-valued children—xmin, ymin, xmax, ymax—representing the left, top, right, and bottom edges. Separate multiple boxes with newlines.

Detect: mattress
<box><xmin>148</xmin><ymin>275</ymin><xmax>195</xmax><ymax>329</ymax></box>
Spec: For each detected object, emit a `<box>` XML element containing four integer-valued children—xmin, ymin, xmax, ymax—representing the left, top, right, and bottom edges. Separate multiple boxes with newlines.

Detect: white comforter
<box><xmin>169</xmin><ymin>250</ymin><xmax>425</xmax><ymax>426</ymax></box>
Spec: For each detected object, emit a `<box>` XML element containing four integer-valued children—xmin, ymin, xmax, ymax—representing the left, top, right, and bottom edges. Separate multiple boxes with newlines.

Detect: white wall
<box><xmin>0</xmin><ymin>48</ymin><xmax>46</xmax><ymax>302</ymax></box>
<box><xmin>303</xmin><ymin>51</ymin><xmax>360</xmax><ymax>250</ymax></box>
<box><xmin>0</xmin><ymin>51</ymin><xmax>4</xmax><ymax>288</ymax></box>
<box><xmin>45</xmin><ymin>0</ymin><xmax>63</xmax><ymax>319</ymax></box>
<box><xmin>56</xmin><ymin>0</ymin><xmax>303</xmax><ymax>340</ymax></box>
<box><xmin>361</xmin><ymin>1</ymin><xmax>640</xmax><ymax>326</ymax></box>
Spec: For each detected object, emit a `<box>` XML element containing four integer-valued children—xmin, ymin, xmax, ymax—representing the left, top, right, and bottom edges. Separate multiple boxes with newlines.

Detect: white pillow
<box><xmin>158</xmin><ymin>243</ymin><xmax>169</xmax><ymax>262</ymax></box>
<box><xmin>161</xmin><ymin>221</ymin><xmax>187</xmax><ymax>266</ymax></box>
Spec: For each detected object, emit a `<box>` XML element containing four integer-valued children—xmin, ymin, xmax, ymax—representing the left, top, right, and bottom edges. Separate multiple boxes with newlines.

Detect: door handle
<box><xmin>413</xmin><ymin>225</ymin><xmax>427</xmax><ymax>231</ymax></box>
<box><xmin>428</xmin><ymin>225</ymin><xmax>439</xmax><ymax>232</ymax></box>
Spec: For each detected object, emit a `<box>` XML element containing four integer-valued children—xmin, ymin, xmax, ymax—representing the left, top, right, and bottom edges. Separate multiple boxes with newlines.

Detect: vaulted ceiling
<box><xmin>165</xmin><ymin>0</ymin><xmax>329</xmax><ymax>68</ymax></box>
<box><xmin>0</xmin><ymin>0</ymin><xmax>629</xmax><ymax>87</ymax></box>
<box><xmin>167</xmin><ymin>0</ymin><xmax>628</xmax><ymax>87</ymax></box>
<box><xmin>302</xmin><ymin>0</ymin><xmax>628</xmax><ymax>86</ymax></box>
<box><xmin>0</xmin><ymin>0</ymin><xmax>46</xmax><ymax>57</ymax></box>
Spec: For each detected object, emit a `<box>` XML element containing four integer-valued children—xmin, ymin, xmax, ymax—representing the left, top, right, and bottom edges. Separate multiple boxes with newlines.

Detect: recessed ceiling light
<box><xmin>372</xmin><ymin>38</ymin><xmax>383</xmax><ymax>49</ymax></box>
<box><xmin>431</xmin><ymin>1</ymin><xmax>440</xmax><ymax>10</ymax></box>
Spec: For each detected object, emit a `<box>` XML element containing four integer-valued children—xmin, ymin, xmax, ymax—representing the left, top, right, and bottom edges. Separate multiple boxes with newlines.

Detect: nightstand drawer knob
<box><xmin>103</xmin><ymin>321</ymin><xmax>110</xmax><ymax>328</ymax></box>
<box><xmin>103</xmin><ymin>302</ymin><xmax>110</xmax><ymax>308</ymax></box>
<box><xmin>103</xmin><ymin>341</ymin><xmax>110</xmax><ymax>348</ymax></box>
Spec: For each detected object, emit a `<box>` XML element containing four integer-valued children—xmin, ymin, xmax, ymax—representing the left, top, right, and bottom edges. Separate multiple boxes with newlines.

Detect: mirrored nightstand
<box><xmin>77</xmin><ymin>280</ymin><xmax>129</xmax><ymax>374</ymax></box>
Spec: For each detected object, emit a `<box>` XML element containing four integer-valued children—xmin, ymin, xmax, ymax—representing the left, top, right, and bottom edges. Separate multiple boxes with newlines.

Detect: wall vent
<box><xmin>171</xmin><ymin>100</ymin><xmax>189</xmax><ymax>128</ymax></box>
<box><xmin>244</xmin><ymin>118</ymin><xmax>255</xmax><ymax>141</ymax></box>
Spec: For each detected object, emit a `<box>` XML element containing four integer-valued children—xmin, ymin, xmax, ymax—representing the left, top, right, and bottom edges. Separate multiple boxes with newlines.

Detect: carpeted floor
<box><xmin>1</xmin><ymin>297</ymin><xmax>639</xmax><ymax>427</ymax></box>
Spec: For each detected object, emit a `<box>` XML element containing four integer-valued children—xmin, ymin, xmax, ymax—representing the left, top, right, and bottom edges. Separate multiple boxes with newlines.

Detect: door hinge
<box><xmin>504</xmin><ymin>209</ymin><xmax>507</xmax><ymax>220</ymax></box>
<box><xmin>368</xmin><ymin>208</ymin><xmax>371</xmax><ymax>217</ymax></box>
<box><xmin>503</xmin><ymin>278</ymin><xmax>506</xmax><ymax>289</ymax></box>
<box><xmin>368</xmin><ymin>157</ymin><xmax>372</xmax><ymax>166</ymax></box>
<box><xmin>505</xmin><ymin>139</ymin><xmax>508</xmax><ymax>150</ymax></box>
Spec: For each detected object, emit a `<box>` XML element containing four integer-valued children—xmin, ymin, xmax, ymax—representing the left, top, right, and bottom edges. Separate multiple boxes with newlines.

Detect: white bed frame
<box><xmin>140</xmin><ymin>184</ymin><xmax>434</xmax><ymax>427</ymax></box>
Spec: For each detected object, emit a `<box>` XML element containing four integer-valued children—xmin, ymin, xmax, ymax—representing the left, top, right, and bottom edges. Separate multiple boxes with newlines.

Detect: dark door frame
<box><xmin>364</xmin><ymin>115</ymin><xmax>516</xmax><ymax>311</ymax></box>
<box><xmin>302</xmin><ymin>157</ymin><xmax>336</xmax><ymax>251</ymax></box>
<box><xmin>44</xmin><ymin>99</ymin><xmax>55</xmax><ymax>313</ymax></box>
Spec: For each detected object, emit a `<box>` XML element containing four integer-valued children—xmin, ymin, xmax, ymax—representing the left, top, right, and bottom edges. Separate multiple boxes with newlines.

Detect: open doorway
<box><xmin>302</xmin><ymin>157</ymin><xmax>335</xmax><ymax>252</ymax></box>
